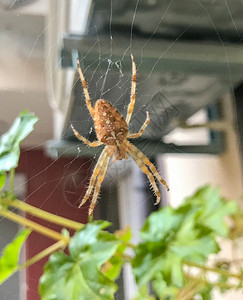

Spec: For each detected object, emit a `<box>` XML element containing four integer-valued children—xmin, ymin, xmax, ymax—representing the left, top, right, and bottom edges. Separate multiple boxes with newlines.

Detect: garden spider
<box><xmin>71</xmin><ymin>55</ymin><xmax>169</xmax><ymax>215</ymax></box>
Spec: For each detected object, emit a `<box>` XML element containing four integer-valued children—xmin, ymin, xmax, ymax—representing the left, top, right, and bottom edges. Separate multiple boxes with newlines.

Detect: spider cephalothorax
<box><xmin>71</xmin><ymin>55</ymin><xmax>169</xmax><ymax>215</ymax></box>
<box><xmin>93</xmin><ymin>100</ymin><xmax>128</xmax><ymax>160</ymax></box>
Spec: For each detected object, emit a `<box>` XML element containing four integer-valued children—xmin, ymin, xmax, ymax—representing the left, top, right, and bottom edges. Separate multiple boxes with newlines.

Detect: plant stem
<box><xmin>185</xmin><ymin>273</ymin><xmax>239</xmax><ymax>290</ymax></box>
<box><xmin>126</xmin><ymin>241</ymin><xmax>136</xmax><ymax>249</ymax></box>
<box><xmin>9</xmin><ymin>168</ymin><xmax>15</xmax><ymax>198</ymax></box>
<box><xmin>183</xmin><ymin>259</ymin><xmax>243</xmax><ymax>280</ymax></box>
<box><xmin>10</xmin><ymin>199</ymin><xmax>84</xmax><ymax>231</ymax></box>
<box><xmin>176</xmin><ymin>277</ymin><xmax>202</xmax><ymax>300</ymax></box>
<box><xmin>0</xmin><ymin>209</ymin><xmax>69</xmax><ymax>242</ymax></box>
<box><xmin>18</xmin><ymin>240</ymin><xmax>67</xmax><ymax>270</ymax></box>
<box><xmin>119</xmin><ymin>253</ymin><xmax>133</xmax><ymax>263</ymax></box>
<box><xmin>88</xmin><ymin>214</ymin><xmax>93</xmax><ymax>223</ymax></box>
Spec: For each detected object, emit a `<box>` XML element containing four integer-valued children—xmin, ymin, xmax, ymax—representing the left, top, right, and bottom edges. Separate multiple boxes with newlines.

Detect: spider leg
<box><xmin>126</xmin><ymin>141</ymin><xmax>170</xmax><ymax>192</ymax></box>
<box><xmin>77</xmin><ymin>58</ymin><xmax>95</xmax><ymax>118</ymax></box>
<box><xmin>126</xmin><ymin>54</ymin><xmax>136</xmax><ymax>125</ymax></box>
<box><xmin>71</xmin><ymin>124</ymin><xmax>102</xmax><ymax>147</ymax></box>
<box><xmin>127</xmin><ymin>111</ymin><xmax>150</xmax><ymax>139</ymax></box>
<box><xmin>79</xmin><ymin>148</ymin><xmax>107</xmax><ymax>208</ymax></box>
<box><xmin>127</xmin><ymin>145</ymin><xmax>161</xmax><ymax>204</ymax></box>
<box><xmin>88</xmin><ymin>149</ymin><xmax>112</xmax><ymax>215</ymax></box>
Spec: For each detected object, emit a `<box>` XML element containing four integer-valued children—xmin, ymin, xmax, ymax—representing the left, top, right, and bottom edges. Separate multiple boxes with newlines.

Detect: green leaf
<box><xmin>0</xmin><ymin>172</ymin><xmax>5</xmax><ymax>190</ymax></box>
<box><xmin>170</xmin><ymin>216</ymin><xmax>219</xmax><ymax>263</ymax></box>
<box><xmin>0</xmin><ymin>111</ymin><xmax>38</xmax><ymax>172</ymax></box>
<box><xmin>198</xmin><ymin>284</ymin><xmax>213</xmax><ymax>300</ymax></box>
<box><xmin>140</xmin><ymin>206</ymin><xmax>183</xmax><ymax>243</ymax></box>
<box><xmin>103</xmin><ymin>227</ymin><xmax>131</xmax><ymax>280</ymax></box>
<box><xmin>39</xmin><ymin>222</ymin><xmax>121</xmax><ymax>300</ymax></box>
<box><xmin>135</xmin><ymin>285</ymin><xmax>156</xmax><ymax>300</ymax></box>
<box><xmin>132</xmin><ymin>186</ymin><xmax>224</xmax><ymax>299</ymax></box>
<box><xmin>185</xmin><ymin>185</ymin><xmax>238</xmax><ymax>237</ymax></box>
<box><xmin>69</xmin><ymin>220</ymin><xmax>110</xmax><ymax>259</ymax></box>
<box><xmin>152</xmin><ymin>272</ymin><xmax>179</xmax><ymax>299</ymax></box>
<box><xmin>0</xmin><ymin>229</ymin><xmax>31</xmax><ymax>285</ymax></box>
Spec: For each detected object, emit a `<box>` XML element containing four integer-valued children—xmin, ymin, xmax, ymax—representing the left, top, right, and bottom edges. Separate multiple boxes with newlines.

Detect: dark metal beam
<box><xmin>61</xmin><ymin>33</ymin><xmax>243</xmax><ymax>82</ymax></box>
<box><xmin>234</xmin><ymin>83</ymin><xmax>243</xmax><ymax>175</ymax></box>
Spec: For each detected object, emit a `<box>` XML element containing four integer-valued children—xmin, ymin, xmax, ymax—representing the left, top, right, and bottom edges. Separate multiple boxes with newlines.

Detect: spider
<box><xmin>71</xmin><ymin>55</ymin><xmax>169</xmax><ymax>215</ymax></box>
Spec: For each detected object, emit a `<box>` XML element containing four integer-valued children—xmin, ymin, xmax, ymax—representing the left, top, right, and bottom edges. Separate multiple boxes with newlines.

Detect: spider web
<box><xmin>1</xmin><ymin>0</ymin><xmax>243</xmax><ymax>299</ymax></box>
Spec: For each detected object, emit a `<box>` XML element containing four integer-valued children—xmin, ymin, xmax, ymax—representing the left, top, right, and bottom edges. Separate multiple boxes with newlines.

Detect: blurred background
<box><xmin>0</xmin><ymin>0</ymin><xmax>243</xmax><ymax>299</ymax></box>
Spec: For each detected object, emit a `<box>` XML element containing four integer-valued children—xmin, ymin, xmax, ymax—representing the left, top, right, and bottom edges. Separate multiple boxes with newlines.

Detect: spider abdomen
<box><xmin>94</xmin><ymin>99</ymin><xmax>128</xmax><ymax>146</ymax></box>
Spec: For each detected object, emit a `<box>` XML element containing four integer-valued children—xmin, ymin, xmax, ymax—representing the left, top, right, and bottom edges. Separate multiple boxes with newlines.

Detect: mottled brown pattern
<box><xmin>71</xmin><ymin>55</ymin><xmax>169</xmax><ymax>215</ymax></box>
<box><xmin>94</xmin><ymin>99</ymin><xmax>128</xmax><ymax>146</ymax></box>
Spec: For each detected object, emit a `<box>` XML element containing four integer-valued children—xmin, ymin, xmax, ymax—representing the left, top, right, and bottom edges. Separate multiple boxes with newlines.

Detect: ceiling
<box><xmin>56</xmin><ymin>0</ymin><xmax>243</xmax><ymax>157</ymax></box>
<box><xmin>1</xmin><ymin>0</ymin><xmax>243</xmax><ymax>153</ymax></box>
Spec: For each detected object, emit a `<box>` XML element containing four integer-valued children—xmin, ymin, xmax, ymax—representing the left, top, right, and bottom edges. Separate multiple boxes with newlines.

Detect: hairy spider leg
<box><xmin>127</xmin><ymin>111</ymin><xmax>150</xmax><ymax>139</ymax></box>
<box><xmin>79</xmin><ymin>148</ymin><xmax>107</xmax><ymax>208</ymax></box>
<box><xmin>71</xmin><ymin>124</ymin><xmax>102</xmax><ymax>147</ymax></box>
<box><xmin>126</xmin><ymin>140</ymin><xmax>170</xmax><ymax>192</ymax></box>
<box><xmin>126</xmin><ymin>54</ymin><xmax>136</xmax><ymax>124</ymax></box>
<box><xmin>77</xmin><ymin>58</ymin><xmax>95</xmax><ymax>118</ymax></box>
<box><xmin>127</xmin><ymin>143</ymin><xmax>161</xmax><ymax>204</ymax></box>
<box><xmin>88</xmin><ymin>149</ymin><xmax>112</xmax><ymax>215</ymax></box>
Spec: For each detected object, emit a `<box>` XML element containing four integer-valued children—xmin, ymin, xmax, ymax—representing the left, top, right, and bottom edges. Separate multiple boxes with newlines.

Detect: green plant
<box><xmin>0</xmin><ymin>111</ymin><xmax>243</xmax><ymax>299</ymax></box>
